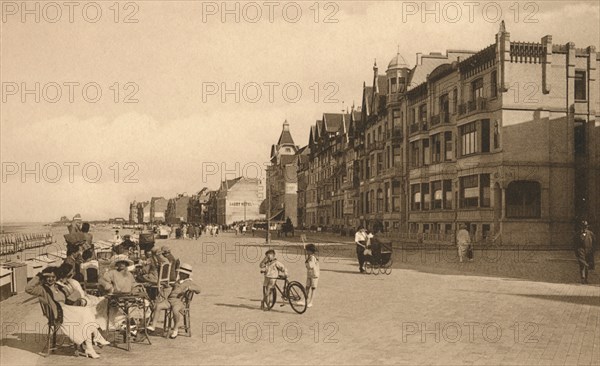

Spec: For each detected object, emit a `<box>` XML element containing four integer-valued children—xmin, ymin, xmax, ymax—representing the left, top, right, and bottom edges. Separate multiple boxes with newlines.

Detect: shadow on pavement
<box><xmin>510</xmin><ymin>294</ymin><xmax>600</xmax><ymax>307</ymax></box>
<box><xmin>213</xmin><ymin>303</ymin><xmax>289</xmax><ymax>314</ymax></box>
<box><xmin>320</xmin><ymin>268</ymin><xmax>363</xmax><ymax>275</ymax></box>
<box><xmin>0</xmin><ymin>333</ymin><xmax>75</xmax><ymax>357</ymax></box>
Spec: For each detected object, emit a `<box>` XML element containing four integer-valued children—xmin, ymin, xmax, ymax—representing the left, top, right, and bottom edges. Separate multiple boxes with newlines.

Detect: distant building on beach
<box><xmin>188</xmin><ymin>188</ymin><xmax>211</xmax><ymax>224</ymax></box>
<box><xmin>137</xmin><ymin>201</ymin><xmax>150</xmax><ymax>224</ymax></box>
<box><xmin>150</xmin><ymin>197</ymin><xmax>168</xmax><ymax>224</ymax></box>
<box><xmin>216</xmin><ymin>177</ymin><xmax>265</xmax><ymax>225</ymax></box>
<box><xmin>166</xmin><ymin>194</ymin><xmax>190</xmax><ymax>224</ymax></box>
<box><xmin>129</xmin><ymin>201</ymin><xmax>139</xmax><ymax>224</ymax></box>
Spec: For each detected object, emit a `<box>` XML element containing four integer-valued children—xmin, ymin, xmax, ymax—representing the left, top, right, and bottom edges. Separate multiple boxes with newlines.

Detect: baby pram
<box><xmin>364</xmin><ymin>236</ymin><xmax>393</xmax><ymax>275</ymax></box>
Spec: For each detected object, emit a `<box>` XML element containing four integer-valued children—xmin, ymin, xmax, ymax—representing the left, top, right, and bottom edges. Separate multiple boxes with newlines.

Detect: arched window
<box><xmin>506</xmin><ymin>181</ymin><xmax>541</xmax><ymax>218</ymax></box>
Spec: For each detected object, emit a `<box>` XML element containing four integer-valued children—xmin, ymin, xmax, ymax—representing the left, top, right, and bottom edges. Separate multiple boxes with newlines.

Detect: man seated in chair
<box><xmin>146</xmin><ymin>263</ymin><xmax>200</xmax><ymax>339</ymax></box>
<box><xmin>136</xmin><ymin>247</ymin><xmax>169</xmax><ymax>284</ymax></box>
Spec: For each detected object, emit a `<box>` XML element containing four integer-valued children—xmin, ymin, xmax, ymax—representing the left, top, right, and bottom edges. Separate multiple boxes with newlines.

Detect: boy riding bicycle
<box><xmin>259</xmin><ymin>249</ymin><xmax>288</xmax><ymax>311</ymax></box>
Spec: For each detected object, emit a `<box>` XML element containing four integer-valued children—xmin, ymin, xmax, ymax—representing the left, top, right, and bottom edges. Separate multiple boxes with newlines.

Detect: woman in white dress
<box><xmin>26</xmin><ymin>267</ymin><xmax>108</xmax><ymax>358</ymax></box>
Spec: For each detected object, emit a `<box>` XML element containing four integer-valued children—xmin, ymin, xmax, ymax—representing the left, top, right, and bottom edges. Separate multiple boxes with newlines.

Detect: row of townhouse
<box><xmin>128</xmin><ymin>188</ymin><xmax>212</xmax><ymax>225</ymax></box>
<box><xmin>288</xmin><ymin>23</ymin><xmax>599</xmax><ymax>247</ymax></box>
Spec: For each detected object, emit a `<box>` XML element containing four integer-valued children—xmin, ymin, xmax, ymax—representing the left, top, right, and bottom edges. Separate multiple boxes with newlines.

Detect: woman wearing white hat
<box><xmin>100</xmin><ymin>254</ymin><xmax>137</xmax><ymax>294</ymax></box>
<box><xmin>147</xmin><ymin>263</ymin><xmax>200</xmax><ymax>338</ymax></box>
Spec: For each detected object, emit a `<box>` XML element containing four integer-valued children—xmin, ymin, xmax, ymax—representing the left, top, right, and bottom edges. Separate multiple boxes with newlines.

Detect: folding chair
<box><xmin>163</xmin><ymin>290</ymin><xmax>195</xmax><ymax>337</ymax></box>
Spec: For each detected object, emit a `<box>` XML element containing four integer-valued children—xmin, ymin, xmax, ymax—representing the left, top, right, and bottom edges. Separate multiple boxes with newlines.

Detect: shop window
<box><xmin>506</xmin><ymin>181</ymin><xmax>541</xmax><ymax>218</ymax></box>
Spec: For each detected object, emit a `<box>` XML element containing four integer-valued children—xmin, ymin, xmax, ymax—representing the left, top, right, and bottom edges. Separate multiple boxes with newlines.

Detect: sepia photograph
<box><xmin>1</xmin><ymin>0</ymin><xmax>599</xmax><ymax>365</ymax></box>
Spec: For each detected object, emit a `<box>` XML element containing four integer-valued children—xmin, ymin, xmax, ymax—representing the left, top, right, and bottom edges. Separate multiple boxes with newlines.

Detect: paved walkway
<box><xmin>1</xmin><ymin>230</ymin><xmax>598</xmax><ymax>365</ymax></box>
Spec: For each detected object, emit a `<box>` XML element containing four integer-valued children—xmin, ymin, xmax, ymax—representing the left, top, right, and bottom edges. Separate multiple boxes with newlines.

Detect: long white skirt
<box><xmin>60</xmin><ymin>305</ymin><xmax>100</xmax><ymax>345</ymax></box>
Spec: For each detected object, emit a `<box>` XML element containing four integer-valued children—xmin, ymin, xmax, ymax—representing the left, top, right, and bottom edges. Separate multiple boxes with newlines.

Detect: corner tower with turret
<box><xmin>267</xmin><ymin>120</ymin><xmax>299</xmax><ymax>226</ymax></box>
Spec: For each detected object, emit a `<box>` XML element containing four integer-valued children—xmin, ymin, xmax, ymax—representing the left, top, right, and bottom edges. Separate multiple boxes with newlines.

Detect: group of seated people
<box><xmin>25</xmin><ymin>233</ymin><xmax>200</xmax><ymax>359</ymax></box>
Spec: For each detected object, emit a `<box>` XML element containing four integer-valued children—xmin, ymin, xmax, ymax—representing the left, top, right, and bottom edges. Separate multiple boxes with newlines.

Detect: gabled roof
<box><xmin>322</xmin><ymin>113</ymin><xmax>344</xmax><ymax>133</ymax></box>
<box><xmin>362</xmin><ymin>86</ymin><xmax>374</xmax><ymax>116</ymax></box>
<box><xmin>308</xmin><ymin>125</ymin><xmax>316</xmax><ymax>146</ymax></box>
<box><xmin>316</xmin><ymin>120</ymin><xmax>324</xmax><ymax>139</ymax></box>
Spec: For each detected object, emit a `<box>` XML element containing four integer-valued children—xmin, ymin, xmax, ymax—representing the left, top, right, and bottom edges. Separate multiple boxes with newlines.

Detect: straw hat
<box><xmin>111</xmin><ymin>254</ymin><xmax>133</xmax><ymax>267</ymax></box>
<box><xmin>177</xmin><ymin>263</ymin><xmax>193</xmax><ymax>276</ymax></box>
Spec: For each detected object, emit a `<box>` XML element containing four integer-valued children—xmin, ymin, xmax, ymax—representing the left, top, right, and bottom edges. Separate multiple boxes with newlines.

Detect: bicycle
<box><xmin>264</xmin><ymin>275</ymin><xmax>308</xmax><ymax>314</ymax></box>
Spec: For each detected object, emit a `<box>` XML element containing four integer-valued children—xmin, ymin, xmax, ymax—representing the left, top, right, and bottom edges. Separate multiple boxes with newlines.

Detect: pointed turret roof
<box><xmin>277</xmin><ymin>120</ymin><xmax>295</xmax><ymax>146</ymax></box>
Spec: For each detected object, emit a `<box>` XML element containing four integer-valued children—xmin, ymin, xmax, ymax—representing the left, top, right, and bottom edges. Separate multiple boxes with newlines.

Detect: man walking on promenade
<box><xmin>575</xmin><ymin>220</ymin><xmax>596</xmax><ymax>284</ymax></box>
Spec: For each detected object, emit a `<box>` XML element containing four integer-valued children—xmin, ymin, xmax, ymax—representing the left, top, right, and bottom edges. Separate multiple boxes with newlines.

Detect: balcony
<box><xmin>459</xmin><ymin>98</ymin><xmax>488</xmax><ymax>116</ymax></box>
<box><xmin>409</xmin><ymin>123</ymin><xmax>419</xmax><ymax>134</ymax></box>
<box><xmin>430</xmin><ymin>114</ymin><xmax>440</xmax><ymax>126</ymax></box>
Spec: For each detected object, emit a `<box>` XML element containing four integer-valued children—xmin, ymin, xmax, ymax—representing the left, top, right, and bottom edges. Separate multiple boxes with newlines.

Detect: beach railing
<box><xmin>0</xmin><ymin>233</ymin><xmax>54</xmax><ymax>256</ymax></box>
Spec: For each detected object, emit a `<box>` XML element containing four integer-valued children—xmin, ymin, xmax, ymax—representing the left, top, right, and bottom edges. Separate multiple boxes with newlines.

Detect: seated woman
<box><xmin>25</xmin><ymin>267</ymin><xmax>107</xmax><ymax>359</ymax></box>
<box><xmin>100</xmin><ymin>255</ymin><xmax>136</xmax><ymax>294</ymax></box>
<box><xmin>55</xmin><ymin>263</ymin><xmax>109</xmax><ymax>330</ymax></box>
<box><xmin>99</xmin><ymin>255</ymin><xmax>148</xmax><ymax>334</ymax></box>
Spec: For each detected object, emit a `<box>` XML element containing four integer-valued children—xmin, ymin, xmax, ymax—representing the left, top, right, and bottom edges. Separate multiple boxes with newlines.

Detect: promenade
<box><xmin>1</xmin><ymin>229</ymin><xmax>598</xmax><ymax>365</ymax></box>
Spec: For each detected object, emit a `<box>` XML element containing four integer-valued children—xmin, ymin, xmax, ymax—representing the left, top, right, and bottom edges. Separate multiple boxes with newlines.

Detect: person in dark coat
<box><xmin>63</xmin><ymin>245</ymin><xmax>84</xmax><ymax>283</ymax></box>
<box><xmin>575</xmin><ymin>220</ymin><xmax>596</xmax><ymax>284</ymax></box>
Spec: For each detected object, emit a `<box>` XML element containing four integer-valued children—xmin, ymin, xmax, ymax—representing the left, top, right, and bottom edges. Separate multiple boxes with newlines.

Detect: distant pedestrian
<box><xmin>355</xmin><ymin>226</ymin><xmax>368</xmax><ymax>273</ymax></box>
<box><xmin>456</xmin><ymin>224</ymin><xmax>471</xmax><ymax>263</ymax></box>
<box><xmin>575</xmin><ymin>220</ymin><xmax>596</xmax><ymax>284</ymax></box>
<box><xmin>304</xmin><ymin>244</ymin><xmax>319</xmax><ymax>308</ymax></box>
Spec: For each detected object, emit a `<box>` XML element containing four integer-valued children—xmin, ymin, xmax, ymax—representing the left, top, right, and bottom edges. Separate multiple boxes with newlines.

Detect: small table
<box><xmin>107</xmin><ymin>293</ymin><xmax>152</xmax><ymax>350</ymax></box>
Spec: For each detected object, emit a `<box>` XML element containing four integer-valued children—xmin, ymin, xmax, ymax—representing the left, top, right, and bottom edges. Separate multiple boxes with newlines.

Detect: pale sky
<box><xmin>1</xmin><ymin>0</ymin><xmax>599</xmax><ymax>222</ymax></box>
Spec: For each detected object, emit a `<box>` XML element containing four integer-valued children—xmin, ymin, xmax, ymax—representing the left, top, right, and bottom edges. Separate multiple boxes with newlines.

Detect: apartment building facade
<box><xmin>292</xmin><ymin>23</ymin><xmax>599</xmax><ymax>247</ymax></box>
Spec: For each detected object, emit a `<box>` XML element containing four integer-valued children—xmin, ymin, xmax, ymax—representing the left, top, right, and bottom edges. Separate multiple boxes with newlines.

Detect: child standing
<box><xmin>259</xmin><ymin>249</ymin><xmax>288</xmax><ymax>311</ymax></box>
<box><xmin>304</xmin><ymin>244</ymin><xmax>319</xmax><ymax>308</ymax></box>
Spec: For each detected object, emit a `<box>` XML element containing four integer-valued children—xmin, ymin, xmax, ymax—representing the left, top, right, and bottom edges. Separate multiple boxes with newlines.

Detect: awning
<box><xmin>269</xmin><ymin>210</ymin><xmax>285</xmax><ymax>221</ymax></box>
